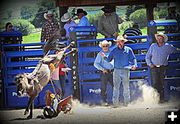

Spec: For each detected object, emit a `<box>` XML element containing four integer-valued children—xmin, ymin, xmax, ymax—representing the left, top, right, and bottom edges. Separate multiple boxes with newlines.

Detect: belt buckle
<box><xmin>156</xmin><ymin>65</ymin><xmax>160</xmax><ymax>67</ymax></box>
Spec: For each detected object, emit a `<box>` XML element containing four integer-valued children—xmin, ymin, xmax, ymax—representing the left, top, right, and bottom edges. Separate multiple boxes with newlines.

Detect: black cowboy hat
<box><xmin>101</xmin><ymin>6</ymin><xmax>114</xmax><ymax>13</ymax></box>
<box><xmin>76</xmin><ymin>9</ymin><xmax>87</xmax><ymax>15</ymax></box>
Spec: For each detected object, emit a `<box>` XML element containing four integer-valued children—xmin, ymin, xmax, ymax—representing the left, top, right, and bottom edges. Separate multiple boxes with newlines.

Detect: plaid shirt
<box><xmin>41</xmin><ymin>20</ymin><xmax>60</xmax><ymax>42</ymax></box>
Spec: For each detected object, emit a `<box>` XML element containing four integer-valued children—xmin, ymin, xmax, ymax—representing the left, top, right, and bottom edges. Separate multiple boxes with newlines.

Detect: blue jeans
<box><xmin>53</xmin><ymin>80</ymin><xmax>62</xmax><ymax>93</ymax></box>
<box><xmin>113</xmin><ymin>68</ymin><xmax>130</xmax><ymax>105</ymax></box>
<box><xmin>59</xmin><ymin>75</ymin><xmax>66</xmax><ymax>97</ymax></box>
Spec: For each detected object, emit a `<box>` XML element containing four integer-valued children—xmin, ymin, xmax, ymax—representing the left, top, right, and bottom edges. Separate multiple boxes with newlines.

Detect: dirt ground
<box><xmin>0</xmin><ymin>101</ymin><xmax>179</xmax><ymax>124</ymax></box>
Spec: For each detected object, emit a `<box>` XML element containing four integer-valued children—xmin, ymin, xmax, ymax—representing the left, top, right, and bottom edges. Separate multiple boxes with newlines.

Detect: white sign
<box><xmin>89</xmin><ymin>88</ymin><xmax>101</xmax><ymax>94</ymax></box>
<box><xmin>170</xmin><ymin>86</ymin><xmax>180</xmax><ymax>91</ymax></box>
<box><xmin>12</xmin><ymin>92</ymin><xmax>28</xmax><ymax>97</ymax></box>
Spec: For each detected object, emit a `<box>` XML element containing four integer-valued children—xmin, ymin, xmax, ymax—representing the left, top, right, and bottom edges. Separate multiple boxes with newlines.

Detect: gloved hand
<box><xmin>113</xmin><ymin>32</ymin><xmax>119</xmax><ymax>37</ymax></box>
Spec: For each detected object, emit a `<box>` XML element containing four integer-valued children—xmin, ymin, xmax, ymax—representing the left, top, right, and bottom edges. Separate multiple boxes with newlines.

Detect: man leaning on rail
<box><xmin>94</xmin><ymin>40</ymin><xmax>114</xmax><ymax>106</ymax></box>
<box><xmin>145</xmin><ymin>33</ymin><xmax>179</xmax><ymax>103</ymax></box>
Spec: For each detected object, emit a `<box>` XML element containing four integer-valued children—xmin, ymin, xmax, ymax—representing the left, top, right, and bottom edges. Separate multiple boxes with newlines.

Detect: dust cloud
<box><xmin>130</xmin><ymin>81</ymin><xmax>160</xmax><ymax>106</ymax></box>
<box><xmin>70</xmin><ymin>81</ymin><xmax>179</xmax><ymax>112</ymax></box>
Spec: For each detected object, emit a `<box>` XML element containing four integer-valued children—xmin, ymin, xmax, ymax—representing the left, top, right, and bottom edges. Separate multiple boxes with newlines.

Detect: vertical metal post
<box><xmin>146</xmin><ymin>36</ymin><xmax>153</xmax><ymax>86</ymax></box>
<box><xmin>69</xmin><ymin>32</ymin><xmax>80</xmax><ymax>100</ymax></box>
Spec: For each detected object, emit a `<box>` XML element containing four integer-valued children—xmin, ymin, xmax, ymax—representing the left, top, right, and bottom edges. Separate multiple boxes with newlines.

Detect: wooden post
<box><xmin>146</xmin><ymin>3</ymin><xmax>157</xmax><ymax>42</ymax></box>
<box><xmin>58</xmin><ymin>6</ymin><xmax>68</xmax><ymax>28</ymax></box>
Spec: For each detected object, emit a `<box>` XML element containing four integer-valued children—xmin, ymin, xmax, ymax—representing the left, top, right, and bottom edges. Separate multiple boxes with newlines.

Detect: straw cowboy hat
<box><xmin>113</xmin><ymin>35</ymin><xmax>128</xmax><ymax>42</ymax></box>
<box><xmin>61</xmin><ymin>13</ymin><xmax>72</xmax><ymax>22</ymax></box>
<box><xmin>155</xmin><ymin>33</ymin><xmax>168</xmax><ymax>42</ymax></box>
<box><xmin>44</xmin><ymin>10</ymin><xmax>54</xmax><ymax>20</ymax></box>
<box><xmin>99</xmin><ymin>40</ymin><xmax>112</xmax><ymax>47</ymax></box>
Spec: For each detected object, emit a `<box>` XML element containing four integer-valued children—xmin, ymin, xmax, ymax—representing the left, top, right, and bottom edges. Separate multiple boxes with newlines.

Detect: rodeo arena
<box><xmin>0</xmin><ymin>0</ymin><xmax>180</xmax><ymax>124</ymax></box>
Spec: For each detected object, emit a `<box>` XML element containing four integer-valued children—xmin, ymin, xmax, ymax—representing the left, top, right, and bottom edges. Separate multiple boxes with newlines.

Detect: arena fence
<box><xmin>1</xmin><ymin>33</ymin><xmax>180</xmax><ymax>108</ymax></box>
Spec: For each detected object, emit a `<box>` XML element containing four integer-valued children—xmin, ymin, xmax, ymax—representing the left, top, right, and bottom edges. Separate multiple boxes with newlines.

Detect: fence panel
<box><xmin>77</xmin><ymin>35</ymin><xmax>151</xmax><ymax>104</ymax></box>
<box><xmin>1</xmin><ymin>34</ymin><xmax>180</xmax><ymax>107</ymax></box>
<box><xmin>1</xmin><ymin>41</ymin><xmax>73</xmax><ymax>108</ymax></box>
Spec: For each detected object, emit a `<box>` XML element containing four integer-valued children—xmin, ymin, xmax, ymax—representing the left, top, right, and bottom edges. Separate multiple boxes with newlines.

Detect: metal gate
<box><xmin>76</xmin><ymin>34</ymin><xmax>180</xmax><ymax>104</ymax></box>
<box><xmin>1</xmin><ymin>27</ymin><xmax>180</xmax><ymax>108</ymax></box>
<box><xmin>1</xmin><ymin>41</ymin><xmax>73</xmax><ymax>108</ymax></box>
<box><xmin>77</xmin><ymin>36</ymin><xmax>152</xmax><ymax>104</ymax></box>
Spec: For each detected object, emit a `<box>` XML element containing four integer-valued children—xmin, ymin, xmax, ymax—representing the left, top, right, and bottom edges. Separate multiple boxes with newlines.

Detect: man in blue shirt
<box><xmin>145</xmin><ymin>33</ymin><xmax>179</xmax><ymax>103</ymax></box>
<box><xmin>75</xmin><ymin>9</ymin><xmax>90</xmax><ymax>39</ymax></box>
<box><xmin>76</xmin><ymin>9</ymin><xmax>90</xmax><ymax>26</ymax></box>
<box><xmin>61</xmin><ymin>13</ymin><xmax>77</xmax><ymax>39</ymax></box>
<box><xmin>101</xmin><ymin>36</ymin><xmax>137</xmax><ymax>106</ymax></box>
<box><xmin>94</xmin><ymin>40</ymin><xmax>114</xmax><ymax>105</ymax></box>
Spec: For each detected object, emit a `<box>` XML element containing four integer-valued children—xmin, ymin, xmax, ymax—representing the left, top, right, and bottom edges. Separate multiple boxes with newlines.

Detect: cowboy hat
<box><xmin>61</xmin><ymin>13</ymin><xmax>72</xmax><ymax>22</ymax></box>
<box><xmin>101</xmin><ymin>6</ymin><xmax>114</xmax><ymax>13</ymax></box>
<box><xmin>44</xmin><ymin>10</ymin><xmax>54</xmax><ymax>20</ymax></box>
<box><xmin>76</xmin><ymin>9</ymin><xmax>87</xmax><ymax>15</ymax></box>
<box><xmin>168</xmin><ymin>2</ymin><xmax>176</xmax><ymax>8</ymax></box>
<box><xmin>113</xmin><ymin>35</ymin><xmax>128</xmax><ymax>42</ymax></box>
<box><xmin>155</xmin><ymin>33</ymin><xmax>168</xmax><ymax>42</ymax></box>
<box><xmin>99</xmin><ymin>40</ymin><xmax>112</xmax><ymax>47</ymax></box>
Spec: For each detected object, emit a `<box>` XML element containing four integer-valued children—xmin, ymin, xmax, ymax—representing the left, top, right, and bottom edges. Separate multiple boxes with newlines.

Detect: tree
<box><xmin>6</xmin><ymin>8</ymin><xmax>13</xmax><ymax>19</ymax></box>
<box><xmin>31</xmin><ymin>7</ymin><xmax>47</xmax><ymax>28</ymax></box>
<box><xmin>87</xmin><ymin>12</ymin><xmax>103</xmax><ymax>27</ymax></box>
<box><xmin>37</xmin><ymin>0</ymin><xmax>56</xmax><ymax>10</ymax></box>
<box><xmin>129</xmin><ymin>8</ymin><xmax>159</xmax><ymax>28</ymax></box>
<box><xmin>119</xmin><ymin>21</ymin><xmax>134</xmax><ymax>32</ymax></box>
<box><xmin>20</xmin><ymin>6</ymin><xmax>38</xmax><ymax>20</ymax></box>
<box><xmin>10</xmin><ymin>19</ymin><xmax>35</xmax><ymax>36</ymax></box>
<box><xmin>31</xmin><ymin>0</ymin><xmax>58</xmax><ymax>28</ymax></box>
<box><xmin>125</xmin><ymin>5</ymin><xmax>144</xmax><ymax>21</ymax></box>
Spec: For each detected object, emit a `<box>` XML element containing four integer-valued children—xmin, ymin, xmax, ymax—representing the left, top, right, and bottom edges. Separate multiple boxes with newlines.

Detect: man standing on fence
<box><xmin>98</xmin><ymin>6</ymin><xmax>123</xmax><ymax>38</ymax></box>
<box><xmin>94</xmin><ymin>40</ymin><xmax>114</xmax><ymax>105</ymax></box>
<box><xmin>101</xmin><ymin>36</ymin><xmax>137</xmax><ymax>107</ymax></box>
<box><xmin>145</xmin><ymin>33</ymin><xmax>179</xmax><ymax>103</ymax></box>
<box><xmin>76</xmin><ymin>9</ymin><xmax>90</xmax><ymax>26</ymax></box>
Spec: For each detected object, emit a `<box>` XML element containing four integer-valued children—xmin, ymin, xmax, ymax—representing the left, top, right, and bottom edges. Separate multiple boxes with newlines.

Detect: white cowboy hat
<box><xmin>61</xmin><ymin>13</ymin><xmax>72</xmax><ymax>22</ymax></box>
<box><xmin>155</xmin><ymin>33</ymin><xmax>168</xmax><ymax>42</ymax></box>
<box><xmin>113</xmin><ymin>35</ymin><xmax>128</xmax><ymax>42</ymax></box>
<box><xmin>99</xmin><ymin>40</ymin><xmax>112</xmax><ymax>47</ymax></box>
<box><xmin>44</xmin><ymin>10</ymin><xmax>54</xmax><ymax>20</ymax></box>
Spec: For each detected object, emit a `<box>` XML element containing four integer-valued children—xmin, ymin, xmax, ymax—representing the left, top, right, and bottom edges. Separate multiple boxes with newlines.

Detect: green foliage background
<box><xmin>129</xmin><ymin>8</ymin><xmax>159</xmax><ymax>28</ymax></box>
<box><xmin>0</xmin><ymin>1</ymin><xmax>172</xmax><ymax>43</ymax></box>
<box><xmin>0</xmin><ymin>19</ymin><xmax>35</xmax><ymax>36</ymax></box>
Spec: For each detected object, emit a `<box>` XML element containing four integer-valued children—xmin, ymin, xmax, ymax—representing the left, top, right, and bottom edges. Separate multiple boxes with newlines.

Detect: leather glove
<box><xmin>113</xmin><ymin>32</ymin><xmax>119</xmax><ymax>37</ymax></box>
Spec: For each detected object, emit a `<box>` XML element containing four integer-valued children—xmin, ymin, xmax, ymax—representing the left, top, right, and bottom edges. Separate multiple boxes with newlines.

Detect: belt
<box><xmin>99</xmin><ymin>69</ymin><xmax>114</xmax><ymax>73</ymax></box>
<box><xmin>107</xmin><ymin>69</ymin><xmax>114</xmax><ymax>73</ymax></box>
<box><xmin>154</xmin><ymin>65</ymin><xmax>167</xmax><ymax>68</ymax></box>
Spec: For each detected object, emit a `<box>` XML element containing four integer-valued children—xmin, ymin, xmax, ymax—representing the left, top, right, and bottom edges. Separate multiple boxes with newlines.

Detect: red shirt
<box><xmin>59</xmin><ymin>64</ymin><xmax>66</xmax><ymax>75</ymax></box>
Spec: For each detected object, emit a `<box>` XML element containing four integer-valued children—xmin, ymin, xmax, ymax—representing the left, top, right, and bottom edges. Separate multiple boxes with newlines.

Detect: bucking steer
<box><xmin>14</xmin><ymin>42</ymin><xmax>77</xmax><ymax>119</ymax></box>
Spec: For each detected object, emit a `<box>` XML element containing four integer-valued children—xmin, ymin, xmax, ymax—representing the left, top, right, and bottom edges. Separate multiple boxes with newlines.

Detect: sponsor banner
<box><xmin>164</xmin><ymin>79</ymin><xmax>180</xmax><ymax>100</ymax></box>
<box><xmin>81</xmin><ymin>84</ymin><xmax>102</xmax><ymax>104</ymax></box>
<box><xmin>80</xmin><ymin>82</ymin><xmax>142</xmax><ymax>104</ymax></box>
<box><xmin>6</xmin><ymin>87</ymin><xmax>38</xmax><ymax>108</ymax></box>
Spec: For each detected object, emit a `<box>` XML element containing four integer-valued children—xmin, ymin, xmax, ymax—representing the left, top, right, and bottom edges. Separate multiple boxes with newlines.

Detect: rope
<box><xmin>50</xmin><ymin>80</ymin><xmax>57</xmax><ymax>95</ymax></box>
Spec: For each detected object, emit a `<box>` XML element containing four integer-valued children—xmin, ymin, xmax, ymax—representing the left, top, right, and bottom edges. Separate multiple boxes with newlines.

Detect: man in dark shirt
<box><xmin>41</xmin><ymin>10</ymin><xmax>61</xmax><ymax>43</ymax></box>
